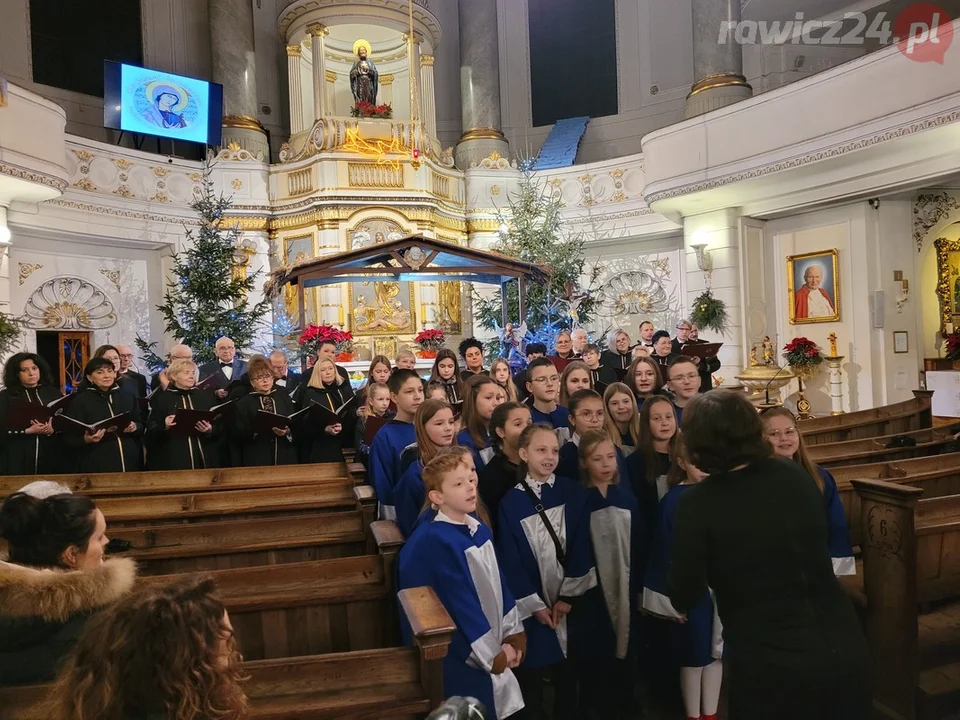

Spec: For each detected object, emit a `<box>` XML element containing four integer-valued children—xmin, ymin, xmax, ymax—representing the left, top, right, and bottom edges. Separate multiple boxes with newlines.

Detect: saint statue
<box><xmin>349</xmin><ymin>40</ymin><xmax>379</xmax><ymax>105</ymax></box>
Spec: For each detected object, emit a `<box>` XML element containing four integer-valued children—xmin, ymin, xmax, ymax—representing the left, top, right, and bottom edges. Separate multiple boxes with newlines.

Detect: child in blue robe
<box><xmin>369</xmin><ymin>370</ymin><xmax>424</xmax><ymax>520</ymax></box>
<box><xmin>393</xmin><ymin>399</ymin><xmax>459</xmax><ymax>537</ymax></box>
<box><xmin>762</xmin><ymin>407</ymin><xmax>856</xmax><ymax>575</ymax></box>
<box><xmin>568</xmin><ymin>430</ymin><xmax>645</xmax><ymax>718</ymax></box>
<box><xmin>557</xmin><ymin>389</ymin><xmax>632</xmax><ymax>488</ymax></box>
<box><xmin>457</xmin><ymin>375</ymin><xmax>503</xmax><ymax>470</ymax></box>
<box><xmin>643</xmin><ymin>435</ymin><xmax>723</xmax><ymax>720</ymax></box>
<box><xmin>398</xmin><ymin>449</ymin><xmax>526</xmax><ymax>719</ymax></box>
<box><xmin>524</xmin><ymin>358</ymin><xmax>572</xmax><ymax>446</ymax></box>
<box><xmin>496</xmin><ymin>423</ymin><xmax>596</xmax><ymax>720</ymax></box>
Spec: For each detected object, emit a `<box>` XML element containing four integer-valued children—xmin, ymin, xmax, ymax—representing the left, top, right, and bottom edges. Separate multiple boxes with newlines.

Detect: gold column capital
<box><xmin>688</xmin><ymin>72</ymin><xmax>751</xmax><ymax>98</ymax></box>
<box><xmin>286</xmin><ymin>44</ymin><xmax>302</xmax><ymax>57</ymax></box>
<box><xmin>325</xmin><ymin>70</ymin><xmax>337</xmax><ymax>83</ymax></box>
<box><xmin>380</xmin><ymin>74</ymin><xmax>395</xmax><ymax>86</ymax></box>
<box><xmin>420</xmin><ymin>54</ymin><xmax>434</xmax><ymax>67</ymax></box>
<box><xmin>401</xmin><ymin>31</ymin><xmax>424</xmax><ymax>44</ymax></box>
<box><xmin>307</xmin><ymin>23</ymin><xmax>329</xmax><ymax>37</ymax></box>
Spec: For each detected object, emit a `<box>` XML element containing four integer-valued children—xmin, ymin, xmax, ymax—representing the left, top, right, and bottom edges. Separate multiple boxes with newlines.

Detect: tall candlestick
<box><xmin>338</xmin><ymin>307</ymin><xmax>344</xmax><ymax>325</ymax></box>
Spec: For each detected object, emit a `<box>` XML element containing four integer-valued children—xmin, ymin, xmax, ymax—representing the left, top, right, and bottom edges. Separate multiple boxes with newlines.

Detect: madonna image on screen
<box><xmin>119</xmin><ymin>65</ymin><xmax>210</xmax><ymax>144</ymax></box>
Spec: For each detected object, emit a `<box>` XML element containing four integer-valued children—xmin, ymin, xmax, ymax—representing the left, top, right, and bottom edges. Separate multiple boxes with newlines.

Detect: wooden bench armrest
<box><xmin>850</xmin><ymin>478</ymin><xmax>924</xmax><ymax>503</ymax></box>
<box><xmin>353</xmin><ymin>485</ymin><xmax>376</xmax><ymax>504</ymax></box>
<box><xmin>346</xmin><ymin>462</ymin><xmax>366</xmax><ymax>484</ymax></box>
<box><xmin>371</xmin><ymin>520</ymin><xmax>405</xmax><ymax>551</ymax></box>
<box><xmin>399</xmin><ymin>586</ymin><xmax>455</xmax><ymax>647</ymax></box>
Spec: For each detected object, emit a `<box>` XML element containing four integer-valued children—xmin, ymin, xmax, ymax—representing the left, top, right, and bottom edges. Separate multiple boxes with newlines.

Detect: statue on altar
<box><xmin>349</xmin><ymin>40</ymin><xmax>379</xmax><ymax>106</ymax></box>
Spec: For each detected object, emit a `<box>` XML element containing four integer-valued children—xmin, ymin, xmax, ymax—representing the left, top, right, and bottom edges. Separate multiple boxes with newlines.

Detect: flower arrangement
<box><xmin>351</xmin><ymin>101</ymin><xmax>393</xmax><ymax>119</ymax></box>
<box><xmin>690</xmin><ymin>289</ymin><xmax>729</xmax><ymax>334</ymax></box>
<box><xmin>298</xmin><ymin>324</ymin><xmax>353</xmax><ymax>359</ymax></box>
<box><xmin>783</xmin><ymin>337</ymin><xmax>823</xmax><ymax>367</ymax></box>
<box><xmin>414</xmin><ymin>329</ymin><xmax>445</xmax><ymax>358</ymax></box>
<box><xmin>947</xmin><ymin>332</ymin><xmax>960</xmax><ymax>360</ymax></box>
<box><xmin>0</xmin><ymin>312</ymin><xmax>28</xmax><ymax>358</ymax></box>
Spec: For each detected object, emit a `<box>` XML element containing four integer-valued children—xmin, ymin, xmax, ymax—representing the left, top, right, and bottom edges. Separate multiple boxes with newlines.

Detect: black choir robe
<box><xmin>301</xmin><ymin>382</ymin><xmax>354</xmax><ymax>463</ymax></box>
<box><xmin>0</xmin><ymin>385</ymin><xmax>64</xmax><ymax>476</ymax></box>
<box><xmin>120</xmin><ymin>370</ymin><xmax>148</xmax><ymax>398</ymax></box>
<box><xmin>145</xmin><ymin>387</ymin><xmax>220</xmax><ymax>471</ymax></box>
<box><xmin>233</xmin><ymin>390</ymin><xmax>299</xmax><ymax>466</ymax></box>
<box><xmin>62</xmin><ymin>385</ymin><xmax>143</xmax><ymax>473</ymax></box>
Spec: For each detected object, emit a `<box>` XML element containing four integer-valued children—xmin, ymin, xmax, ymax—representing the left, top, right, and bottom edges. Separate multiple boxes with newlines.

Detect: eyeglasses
<box><xmin>531</xmin><ymin>375</ymin><xmax>560</xmax><ymax>384</ymax></box>
<box><xmin>575</xmin><ymin>410</ymin><xmax>605</xmax><ymax>420</ymax></box>
<box><xmin>118</xmin><ymin>353</ymin><xmax>134</xmax><ymax>360</ymax></box>
<box><xmin>669</xmin><ymin>373</ymin><xmax>699</xmax><ymax>382</ymax></box>
<box><xmin>765</xmin><ymin>428</ymin><xmax>798</xmax><ymax>439</ymax></box>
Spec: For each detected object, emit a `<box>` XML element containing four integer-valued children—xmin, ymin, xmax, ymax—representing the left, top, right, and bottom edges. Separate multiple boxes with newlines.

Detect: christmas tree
<box><xmin>473</xmin><ymin>167</ymin><xmax>601</xmax><ymax>358</ymax></box>
<box><xmin>136</xmin><ymin>166</ymin><xmax>270</xmax><ymax>368</ymax></box>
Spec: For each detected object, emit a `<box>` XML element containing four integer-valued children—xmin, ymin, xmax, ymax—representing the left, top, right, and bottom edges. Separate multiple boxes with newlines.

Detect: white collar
<box><xmin>435</xmin><ymin>509</ymin><xmax>481</xmax><ymax>536</ymax></box>
<box><xmin>519</xmin><ymin>473</ymin><xmax>556</xmax><ymax>499</ymax></box>
<box><xmin>570</xmin><ymin>433</ymin><xmax>581</xmax><ymax>447</ymax></box>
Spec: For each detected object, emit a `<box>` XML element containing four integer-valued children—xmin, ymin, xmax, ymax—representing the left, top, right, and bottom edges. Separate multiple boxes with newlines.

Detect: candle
<box><xmin>947</xmin><ymin>321</ymin><xmax>955</xmax><ymax>335</ymax></box>
<box><xmin>338</xmin><ymin>307</ymin><xmax>344</xmax><ymax>325</ymax></box>
<box><xmin>420</xmin><ymin>304</ymin><xmax>427</xmax><ymax>322</ymax></box>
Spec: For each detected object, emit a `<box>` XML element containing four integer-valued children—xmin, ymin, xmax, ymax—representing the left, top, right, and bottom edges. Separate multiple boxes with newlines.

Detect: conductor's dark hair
<box><xmin>0</xmin><ymin>492</ymin><xmax>98</xmax><ymax>568</ymax></box>
<box><xmin>83</xmin><ymin>357</ymin><xmax>117</xmax><ymax>377</ymax></box>
<box><xmin>682</xmin><ymin>390</ymin><xmax>772</xmax><ymax>474</ymax></box>
<box><xmin>458</xmin><ymin>337</ymin><xmax>484</xmax><ymax>358</ymax></box>
<box><xmin>2</xmin><ymin>352</ymin><xmax>56</xmax><ymax>390</ymax></box>
<box><xmin>388</xmin><ymin>368</ymin><xmax>422</xmax><ymax>394</ymax></box>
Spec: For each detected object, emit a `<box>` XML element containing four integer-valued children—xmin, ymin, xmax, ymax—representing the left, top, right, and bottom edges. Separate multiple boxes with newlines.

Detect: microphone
<box><xmin>761</xmin><ymin>362</ymin><xmax>792</xmax><ymax>409</ymax></box>
<box><xmin>425</xmin><ymin>697</ymin><xmax>487</xmax><ymax>720</ymax></box>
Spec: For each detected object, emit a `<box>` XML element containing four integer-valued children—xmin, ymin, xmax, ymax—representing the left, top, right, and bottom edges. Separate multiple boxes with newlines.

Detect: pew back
<box><xmin>800</xmin><ymin>393</ymin><xmax>933</xmax><ymax>445</ymax></box>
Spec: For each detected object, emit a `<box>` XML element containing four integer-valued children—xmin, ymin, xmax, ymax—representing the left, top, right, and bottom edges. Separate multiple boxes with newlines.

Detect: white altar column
<box><xmin>307</xmin><ymin>23</ymin><xmax>329</xmax><ymax>121</ymax></box>
<box><xmin>380</xmin><ymin>74</ymin><xmax>394</xmax><ymax>107</ymax></box>
<box><xmin>825</xmin><ymin>355</ymin><xmax>845</xmax><ymax>415</ymax></box>
<box><xmin>0</xmin><ymin>207</ymin><xmax>14</xmax><ymax>359</ymax></box>
<box><xmin>420</xmin><ymin>54</ymin><xmax>437</xmax><ymax>139</ymax></box>
<box><xmin>286</xmin><ymin>44</ymin><xmax>305</xmax><ymax>134</ymax></box>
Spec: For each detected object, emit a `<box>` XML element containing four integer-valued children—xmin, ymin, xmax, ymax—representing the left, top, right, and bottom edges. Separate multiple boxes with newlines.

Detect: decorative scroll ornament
<box><xmin>18</xmin><ymin>263</ymin><xmax>43</xmax><ymax>286</ymax></box>
<box><xmin>595</xmin><ymin>271</ymin><xmax>670</xmax><ymax>317</ymax></box>
<box><xmin>914</xmin><ymin>191</ymin><xmax>960</xmax><ymax>252</ymax></box>
<box><xmin>24</xmin><ymin>277</ymin><xmax>117</xmax><ymax>330</ymax></box>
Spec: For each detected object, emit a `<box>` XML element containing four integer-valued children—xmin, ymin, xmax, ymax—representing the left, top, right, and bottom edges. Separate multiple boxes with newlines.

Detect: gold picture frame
<box><xmin>787</xmin><ymin>248</ymin><xmax>840</xmax><ymax>324</ymax></box>
<box><xmin>934</xmin><ymin>237</ymin><xmax>960</xmax><ymax>334</ymax></box>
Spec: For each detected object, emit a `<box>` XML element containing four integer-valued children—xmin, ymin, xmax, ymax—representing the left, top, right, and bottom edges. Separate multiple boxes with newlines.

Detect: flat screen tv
<box><xmin>103</xmin><ymin>61</ymin><xmax>224</xmax><ymax>146</ymax></box>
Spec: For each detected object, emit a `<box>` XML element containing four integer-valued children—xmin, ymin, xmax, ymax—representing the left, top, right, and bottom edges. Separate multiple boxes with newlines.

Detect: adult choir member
<box><xmin>0</xmin><ymin>353</ymin><xmax>63</xmax><ymax>476</ymax></box>
<box><xmin>62</xmin><ymin>358</ymin><xmax>143</xmax><ymax>473</ymax></box>
<box><xmin>115</xmin><ymin>344</ymin><xmax>148</xmax><ymax>398</ymax></box>
<box><xmin>198</xmin><ymin>337</ymin><xmax>247</xmax><ymax>400</ymax></box>
<box><xmin>669</xmin><ymin>390</ymin><xmax>870</xmax><ymax>720</ymax></box>
<box><xmin>233</xmin><ymin>354</ymin><xmax>298</xmax><ymax>466</ymax></box>
<box><xmin>150</xmin><ymin>344</ymin><xmax>193</xmax><ymax>391</ymax></box>
<box><xmin>601</xmin><ymin>329</ymin><xmax>632</xmax><ymax>379</ymax></box>
<box><xmin>145</xmin><ymin>358</ymin><xmax>219</xmax><ymax>470</ymax></box>
<box><xmin>92</xmin><ymin>345</ymin><xmax>139</xmax><ymax>399</ymax></box>
<box><xmin>269</xmin><ymin>350</ymin><xmax>303</xmax><ymax>399</ymax></box>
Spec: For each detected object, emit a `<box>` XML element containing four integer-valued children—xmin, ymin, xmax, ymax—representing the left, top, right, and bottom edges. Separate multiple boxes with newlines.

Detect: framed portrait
<box><xmin>787</xmin><ymin>249</ymin><xmax>840</xmax><ymax>324</ymax></box>
<box><xmin>893</xmin><ymin>331</ymin><xmax>909</xmax><ymax>354</ymax></box>
<box><xmin>347</xmin><ymin>218</ymin><xmax>416</xmax><ymax>336</ymax></box>
<box><xmin>934</xmin><ymin>237</ymin><xmax>960</xmax><ymax>333</ymax></box>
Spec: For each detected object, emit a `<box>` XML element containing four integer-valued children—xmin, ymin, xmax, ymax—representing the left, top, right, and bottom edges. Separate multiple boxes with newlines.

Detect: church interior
<box><xmin>3</xmin><ymin>0</ymin><xmax>960</xmax><ymax>717</ymax></box>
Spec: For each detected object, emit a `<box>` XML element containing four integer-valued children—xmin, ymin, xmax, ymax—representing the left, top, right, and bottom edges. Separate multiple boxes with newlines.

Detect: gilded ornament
<box><xmin>227</xmin><ymin>141</ymin><xmax>242</xmax><ymax>152</ymax></box>
<box><xmin>18</xmin><ymin>262</ymin><xmax>43</xmax><ymax>286</ymax></box>
<box><xmin>188</xmin><ymin>172</ymin><xmax>203</xmax><ymax>182</ymax></box>
<box><xmin>73</xmin><ymin>177</ymin><xmax>97</xmax><ymax>191</ymax></box>
<box><xmin>490</xmin><ymin>185</ymin><xmax>501</xmax><ymax>196</ymax></box>
<box><xmin>231</xmin><ymin>178</ymin><xmax>244</xmax><ymax>190</ymax></box>
<box><xmin>74</xmin><ymin>150</ymin><xmax>95</xmax><ymax>162</ymax></box>
<box><xmin>611</xmin><ymin>191</ymin><xmax>627</xmax><ymax>202</ymax></box>
<box><xmin>98</xmin><ymin>268</ymin><xmax>122</xmax><ymax>292</ymax></box>
<box><xmin>152</xmin><ymin>167</ymin><xmax>171</xmax><ymax>177</ymax></box>
<box><xmin>113</xmin><ymin>158</ymin><xmax>133</xmax><ymax>170</ymax></box>
<box><xmin>113</xmin><ymin>186</ymin><xmax>136</xmax><ymax>199</ymax></box>
<box><xmin>487</xmin><ymin>151</ymin><xmax>502</xmax><ymax>161</ymax></box>
<box><xmin>24</xmin><ymin>277</ymin><xmax>116</xmax><ymax>330</ymax></box>
<box><xmin>915</xmin><ymin>192</ymin><xmax>960</xmax><ymax>253</ymax></box>
<box><xmin>152</xmin><ymin>192</ymin><xmax>169</xmax><ymax>203</ymax></box>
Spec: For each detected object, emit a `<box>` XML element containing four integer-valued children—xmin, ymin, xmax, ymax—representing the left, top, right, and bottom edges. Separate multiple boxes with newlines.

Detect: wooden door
<box><xmin>59</xmin><ymin>332</ymin><xmax>89</xmax><ymax>393</ymax></box>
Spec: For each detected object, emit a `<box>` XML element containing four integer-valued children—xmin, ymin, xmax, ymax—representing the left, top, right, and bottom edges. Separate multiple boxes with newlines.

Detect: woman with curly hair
<box><xmin>0</xmin><ymin>352</ymin><xmax>64</xmax><ymax>476</ymax></box>
<box><xmin>47</xmin><ymin>576</ymin><xmax>248</xmax><ymax>720</ymax></box>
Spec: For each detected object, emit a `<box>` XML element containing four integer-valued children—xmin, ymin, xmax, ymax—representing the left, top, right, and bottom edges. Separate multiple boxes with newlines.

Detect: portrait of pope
<box><xmin>791</xmin><ymin>253</ymin><xmax>839</xmax><ymax>322</ymax></box>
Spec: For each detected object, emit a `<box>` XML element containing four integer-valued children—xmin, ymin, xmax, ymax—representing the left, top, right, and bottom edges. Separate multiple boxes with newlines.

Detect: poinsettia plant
<box><xmin>783</xmin><ymin>337</ymin><xmax>823</xmax><ymax>367</ymax></box>
<box><xmin>350</xmin><ymin>101</ymin><xmax>393</xmax><ymax>119</ymax></box>
<box><xmin>298</xmin><ymin>324</ymin><xmax>353</xmax><ymax>357</ymax></box>
<box><xmin>414</xmin><ymin>329</ymin><xmax>445</xmax><ymax>352</ymax></box>
<box><xmin>947</xmin><ymin>332</ymin><xmax>960</xmax><ymax>359</ymax></box>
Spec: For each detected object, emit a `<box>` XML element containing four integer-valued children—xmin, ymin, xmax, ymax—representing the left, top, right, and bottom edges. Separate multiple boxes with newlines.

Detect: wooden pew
<box><xmin>808</xmin><ymin>425</ymin><xmax>960</xmax><ymax>468</ymax></box>
<box><xmin>0</xmin><ymin>462</ymin><xmax>366</xmax><ymax>499</ymax></box>
<box><xmin>0</xmin><ymin>586</ymin><xmax>456</xmax><ymax>720</ymax></box>
<box><xmin>851</xmin><ymin>480</ymin><xmax>960</xmax><ymax>719</ymax></box>
<box><xmin>800</xmin><ymin>392</ymin><xmax>933</xmax><ymax>445</ymax></box>
<box><xmin>132</xmin><ymin>520</ymin><xmax>403</xmax><ymax>661</ymax></box>
<box><xmin>109</xmin><ymin>510</ymin><xmax>368</xmax><ymax>574</ymax></box>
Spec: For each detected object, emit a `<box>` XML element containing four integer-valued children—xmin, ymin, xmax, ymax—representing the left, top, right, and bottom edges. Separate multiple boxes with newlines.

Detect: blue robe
<box><xmin>369</xmin><ymin>420</ymin><xmax>416</xmax><ymax>519</ymax></box>
<box><xmin>642</xmin><ymin>483</ymin><xmax>722</xmax><ymax>668</ymax></box>
<box><xmin>569</xmin><ymin>482</ymin><xmax>644</xmax><ymax>661</ymax></box>
<box><xmin>398</xmin><ymin>513</ymin><xmax>525</xmax><ymax>719</ymax></box>
<box><xmin>557</xmin><ymin>438</ymin><xmax>632</xmax><ymax>494</ymax></box>
<box><xmin>530</xmin><ymin>404</ymin><xmax>570</xmax><ymax>431</ymax></box>
<box><xmin>457</xmin><ymin>428</ymin><xmax>495</xmax><ymax>470</ymax></box>
<box><xmin>399</xmin><ymin>441</ymin><xmax>419</xmax><ymax>476</ymax></box>
<box><xmin>496</xmin><ymin>474</ymin><xmax>597</xmax><ymax>669</ymax></box>
<box><xmin>819</xmin><ymin>466</ymin><xmax>856</xmax><ymax>576</ymax></box>
<box><xmin>395</xmin><ymin>459</ymin><xmax>426</xmax><ymax>537</ymax></box>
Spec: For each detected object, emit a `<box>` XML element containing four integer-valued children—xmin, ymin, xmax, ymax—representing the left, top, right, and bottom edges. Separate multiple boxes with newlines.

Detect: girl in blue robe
<box><xmin>642</xmin><ymin>435</ymin><xmax>723</xmax><ymax>720</ymax></box>
<box><xmin>568</xmin><ymin>430</ymin><xmax>645</xmax><ymax>718</ymax></box>
<box><xmin>496</xmin><ymin>423</ymin><xmax>596</xmax><ymax>720</ymax></box>
<box><xmin>457</xmin><ymin>375</ymin><xmax>504</xmax><ymax>470</ymax></box>
<box><xmin>398</xmin><ymin>450</ymin><xmax>526</xmax><ymax>719</ymax></box>
<box><xmin>394</xmin><ymin>399</ymin><xmax>459</xmax><ymax>537</ymax></box>
<box><xmin>557</xmin><ymin>389</ymin><xmax>631</xmax><ymax>487</ymax></box>
<box><xmin>762</xmin><ymin>407</ymin><xmax>855</xmax><ymax>575</ymax></box>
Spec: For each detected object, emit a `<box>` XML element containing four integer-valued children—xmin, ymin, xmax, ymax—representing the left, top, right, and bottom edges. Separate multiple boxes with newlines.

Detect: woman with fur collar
<box><xmin>0</xmin><ymin>490</ymin><xmax>136</xmax><ymax>686</ymax></box>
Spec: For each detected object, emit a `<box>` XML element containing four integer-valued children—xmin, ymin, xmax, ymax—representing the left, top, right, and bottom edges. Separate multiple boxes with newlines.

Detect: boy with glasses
<box><xmin>525</xmin><ymin>357</ymin><xmax>571</xmax><ymax>442</ymax></box>
<box><xmin>666</xmin><ymin>356</ymin><xmax>701</xmax><ymax>424</ymax></box>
